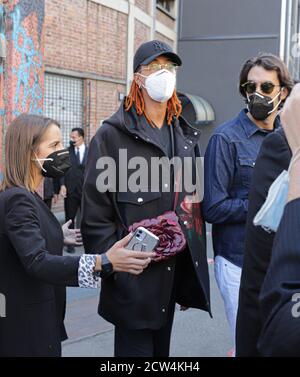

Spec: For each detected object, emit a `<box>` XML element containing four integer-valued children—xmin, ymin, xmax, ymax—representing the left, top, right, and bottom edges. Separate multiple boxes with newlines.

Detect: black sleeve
<box><xmin>258</xmin><ymin>199</ymin><xmax>300</xmax><ymax>357</ymax></box>
<box><xmin>52</xmin><ymin>177</ymin><xmax>62</xmax><ymax>195</ymax></box>
<box><xmin>236</xmin><ymin>129</ymin><xmax>292</xmax><ymax>356</ymax></box>
<box><xmin>81</xmin><ymin>129</ymin><xmax>121</xmax><ymax>254</ymax></box>
<box><xmin>5</xmin><ymin>190</ymin><xmax>80</xmax><ymax>286</ymax></box>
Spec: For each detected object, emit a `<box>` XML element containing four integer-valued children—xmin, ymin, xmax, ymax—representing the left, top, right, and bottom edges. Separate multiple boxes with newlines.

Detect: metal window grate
<box><xmin>44</xmin><ymin>73</ymin><xmax>83</xmax><ymax>147</ymax></box>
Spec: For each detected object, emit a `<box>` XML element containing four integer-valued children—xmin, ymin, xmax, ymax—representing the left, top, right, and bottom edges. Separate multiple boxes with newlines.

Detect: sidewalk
<box><xmin>62</xmin><ymin>229</ymin><xmax>232</xmax><ymax>357</ymax></box>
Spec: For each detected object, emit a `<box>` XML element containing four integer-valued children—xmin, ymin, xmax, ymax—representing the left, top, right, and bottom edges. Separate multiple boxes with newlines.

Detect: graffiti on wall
<box><xmin>0</xmin><ymin>4</ymin><xmax>5</xmax><ymax>118</ymax></box>
<box><xmin>8</xmin><ymin>0</ymin><xmax>45</xmax><ymax>117</ymax></box>
<box><xmin>11</xmin><ymin>6</ymin><xmax>43</xmax><ymax>115</ymax></box>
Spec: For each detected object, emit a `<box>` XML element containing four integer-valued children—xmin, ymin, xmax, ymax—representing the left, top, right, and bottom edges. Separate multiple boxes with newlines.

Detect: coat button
<box><xmin>137</xmin><ymin>197</ymin><xmax>143</xmax><ymax>203</ymax></box>
<box><xmin>162</xmin><ymin>308</ymin><xmax>166</xmax><ymax>312</ymax></box>
<box><xmin>188</xmin><ymin>140</ymin><xmax>193</xmax><ymax>144</ymax></box>
<box><xmin>195</xmin><ymin>261</ymin><xmax>199</xmax><ymax>267</ymax></box>
<box><xmin>167</xmin><ymin>267</ymin><xmax>171</xmax><ymax>271</ymax></box>
<box><xmin>194</xmin><ymin>131</ymin><xmax>198</xmax><ymax>136</ymax></box>
<box><xmin>135</xmin><ymin>136</ymin><xmax>139</xmax><ymax>139</ymax></box>
<box><xmin>184</xmin><ymin>146</ymin><xmax>188</xmax><ymax>150</ymax></box>
<box><xmin>253</xmin><ymin>162</ymin><xmax>255</xmax><ymax>166</ymax></box>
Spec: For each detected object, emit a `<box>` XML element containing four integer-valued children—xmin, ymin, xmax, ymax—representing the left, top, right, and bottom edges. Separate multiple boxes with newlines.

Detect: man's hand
<box><xmin>281</xmin><ymin>83</ymin><xmax>300</xmax><ymax>154</ymax></box>
<box><xmin>106</xmin><ymin>233</ymin><xmax>155</xmax><ymax>275</ymax></box>
<box><xmin>62</xmin><ymin>220</ymin><xmax>83</xmax><ymax>246</ymax></box>
<box><xmin>60</xmin><ymin>185</ymin><xmax>67</xmax><ymax>198</ymax></box>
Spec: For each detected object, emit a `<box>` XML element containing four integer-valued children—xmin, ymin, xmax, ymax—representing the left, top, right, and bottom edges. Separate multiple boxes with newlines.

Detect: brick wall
<box><xmin>45</xmin><ymin>0</ymin><xmax>127</xmax><ymax>80</ymax></box>
<box><xmin>85</xmin><ymin>80</ymin><xmax>126</xmax><ymax>137</ymax></box>
<box><xmin>44</xmin><ymin>0</ymin><xmax>177</xmax><ymax>140</ymax></box>
<box><xmin>155</xmin><ymin>31</ymin><xmax>174</xmax><ymax>49</ymax></box>
<box><xmin>44</xmin><ymin>0</ymin><xmax>129</xmax><ymax>140</ymax></box>
<box><xmin>135</xmin><ymin>0</ymin><xmax>151</xmax><ymax>14</ymax></box>
<box><xmin>134</xmin><ymin>19</ymin><xmax>151</xmax><ymax>54</ymax></box>
<box><xmin>156</xmin><ymin>7</ymin><xmax>175</xmax><ymax>30</ymax></box>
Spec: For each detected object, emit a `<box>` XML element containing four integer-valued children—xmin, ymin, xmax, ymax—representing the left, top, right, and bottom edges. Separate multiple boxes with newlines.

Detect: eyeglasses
<box><xmin>141</xmin><ymin>62</ymin><xmax>178</xmax><ymax>74</ymax></box>
<box><xmin>242</xmin><ymin>81</ymin><xmax>281</xmax><ymax>95</ymax></box>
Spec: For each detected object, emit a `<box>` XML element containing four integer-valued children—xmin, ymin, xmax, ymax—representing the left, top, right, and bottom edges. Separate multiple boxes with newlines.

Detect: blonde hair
<box><xmin>1</xmin><ymin>114</ymin><xmax>60</xmax><ymax>193</ymax></box>
<box><xmin>124</xmin><ymin>80</ymin><xmax>182</xmax><ymax>126</ymax></box>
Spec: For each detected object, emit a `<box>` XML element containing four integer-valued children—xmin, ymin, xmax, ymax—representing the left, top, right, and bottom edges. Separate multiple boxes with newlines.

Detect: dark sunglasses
<box><xmin>242</xmin><ymin>81</ymin><xmax>281</xmax><ymax>95</ymax></box>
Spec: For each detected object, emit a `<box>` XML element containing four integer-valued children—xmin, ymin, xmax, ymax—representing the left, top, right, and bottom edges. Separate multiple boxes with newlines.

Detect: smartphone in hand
<box><xmin>125</xmin><ymin>227</ymin><xmax>159</xmax><ymax>252</ymax></box>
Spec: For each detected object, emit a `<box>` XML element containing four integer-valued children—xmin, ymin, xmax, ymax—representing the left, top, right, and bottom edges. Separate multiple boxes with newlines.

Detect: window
<box><xmin>44</xmin><ymin>73</ymin><xmax>84</xmax><ymax>147</ymax></box>
<box><xmin>157</xmin><ymin>0</ymin><xmax>175</xmax><ymax>16</ymax></box>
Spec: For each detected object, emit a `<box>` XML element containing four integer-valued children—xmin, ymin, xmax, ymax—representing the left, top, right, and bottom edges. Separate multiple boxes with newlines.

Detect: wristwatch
<box><xmin>99</xmin><ymin>253</ymin><xmax>113</xmax><ymax>279</ymax></box>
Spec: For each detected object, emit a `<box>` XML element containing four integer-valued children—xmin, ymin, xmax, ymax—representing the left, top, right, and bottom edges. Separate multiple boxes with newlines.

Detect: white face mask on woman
<box><xmin>139</xmin><ymin>69</ymin><xmax>176</xmax><ymax>103</ymax></box>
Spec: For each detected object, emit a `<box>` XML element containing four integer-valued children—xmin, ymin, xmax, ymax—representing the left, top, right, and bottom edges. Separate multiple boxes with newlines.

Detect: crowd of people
<box><xmin>0</xmin><ymin>39</ymin><xmax>300</xmax><ymax>357</ymax></box>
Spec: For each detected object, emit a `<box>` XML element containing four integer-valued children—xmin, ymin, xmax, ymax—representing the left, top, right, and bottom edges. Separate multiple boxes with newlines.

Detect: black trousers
<box><xmin>64</xmin><ymin>195</ymin><xmax>81</xmax><ymax>229</ymax></box>
<box><xmin>114</xmin><ymin>293</ymin><xmax>176</xmax><ymax>357</ymax></box>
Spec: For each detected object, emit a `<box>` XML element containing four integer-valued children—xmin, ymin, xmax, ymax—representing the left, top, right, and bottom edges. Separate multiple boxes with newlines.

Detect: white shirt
<box><xmin>75</xmin><ymin>143</ymin><xmax>86</xmax><ymax>164</ymax></box>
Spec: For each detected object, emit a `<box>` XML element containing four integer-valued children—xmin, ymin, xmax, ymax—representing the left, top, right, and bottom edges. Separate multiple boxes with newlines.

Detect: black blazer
<box><xmin>62</xmin><ymin>145</ymin><xmax>88</xmax><ymax>197</ymax></box>
<box><xmin>236</xmin><ymin>128</ymin><xmax>292</xmax><ymax>357</ymax></box>
<box><xmin>258</xmin><ymin>198</ymin><xmax>300</xmax><ymax>356</ymax></box>
<box><xmin>0</xmin><ymin>187</ymin><xmax>80</xmax><ymax>357</ymax></box>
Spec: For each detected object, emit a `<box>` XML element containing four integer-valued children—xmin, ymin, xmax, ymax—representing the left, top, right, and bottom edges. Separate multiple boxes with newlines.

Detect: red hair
<box><xmin>124</xmin><ymin>80</ymin><xmax>182</xmax><ymax>127</ymax></box>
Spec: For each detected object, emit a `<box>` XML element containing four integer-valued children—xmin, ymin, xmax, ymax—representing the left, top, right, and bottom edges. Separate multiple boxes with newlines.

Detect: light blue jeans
<box><xmin>214</xmin><ymin>255</ymin><xmax>242</xmax><ymax>355</ymax></box>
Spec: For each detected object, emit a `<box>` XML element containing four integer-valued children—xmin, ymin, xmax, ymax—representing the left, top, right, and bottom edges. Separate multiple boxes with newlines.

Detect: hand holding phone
<box><xmin>125</xmin><ymin>226</ymin><xmax>159</xmax><ymax>252</ymax></box>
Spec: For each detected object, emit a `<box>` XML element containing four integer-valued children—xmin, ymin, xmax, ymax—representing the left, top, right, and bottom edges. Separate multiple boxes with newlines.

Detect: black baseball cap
<box><xmin>133</xmin><ymin>40</ymin><xmax>182</xmax><ymax>72</ymax></box>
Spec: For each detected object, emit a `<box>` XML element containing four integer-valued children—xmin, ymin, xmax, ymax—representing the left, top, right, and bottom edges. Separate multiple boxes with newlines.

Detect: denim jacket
<box><xmin>203</xmin><ymin>109</ymin><xmax>280</xmax><ymax>267</ymax></box>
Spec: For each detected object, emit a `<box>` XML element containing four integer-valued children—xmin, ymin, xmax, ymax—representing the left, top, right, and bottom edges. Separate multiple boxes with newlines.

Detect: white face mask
<box><xmin>139</xmin><ymin>69</ymin><xmax>176</xmax><ymax>103</ymax></box>
<box><xmin>253</xmin><ymin>151</ymin><xmax>300</xmax><ymax>232</ymax></box>
<box><xmin>253</xmin><ymin>169</ymin><xmax>289</xmax><ymax>233</ymax></box>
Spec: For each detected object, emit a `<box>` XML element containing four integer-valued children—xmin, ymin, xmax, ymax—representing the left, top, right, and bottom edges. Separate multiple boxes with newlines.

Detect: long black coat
<box><xmin>0</xmin><ymin>187</ymin><xmax>80</xmax><ymax>357</ymax></box>
<box><xmin>236</xmin><ymin>128</ymin><xmax>291</xmax><ymax>356</ymax></box>
<box><xmin>81</xmin><ymin>102</ymin><xmax>211</xmax><ymax>330</ymax></box>
<box><xmin>61</xmin><ymin>145</ymin><xmax>88</xmax><ymax>198</ymax></box>
<box><xmin>258</xmin><ymin>198</ymin><xmax>300</xmax><ymax>356</ymax></box>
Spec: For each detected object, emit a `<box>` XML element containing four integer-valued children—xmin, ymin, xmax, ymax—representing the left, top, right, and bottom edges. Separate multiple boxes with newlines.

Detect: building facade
<box><xmin>43</xmin><ymin>0</ymin><xmax>179</xmax><ymax>146</ymax></box>
<box><xmin>1</xmin><ymin>0</ymin><xmax>299</xmax><ymax>162</ymax></box>
<box><xmin>0</xmin><ymin>0</ymin><xmax>179</xmax><ymax>165</ymax></box>
<box><xmin>177</xmin><ymin>0</ymin><xmax>300</xmax><ymax>152</ymax></box>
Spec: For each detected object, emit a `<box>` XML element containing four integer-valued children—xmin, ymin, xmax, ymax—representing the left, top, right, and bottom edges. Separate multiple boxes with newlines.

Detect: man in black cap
<box><xmin>133</xmin><ymin>39</ymin><xmax>182</xmax><ymax>72</ymax></box>
<box><xmin>81</xmin><ymin>40</ymin><xmax>211</xmax><ymax>357</ymax></box>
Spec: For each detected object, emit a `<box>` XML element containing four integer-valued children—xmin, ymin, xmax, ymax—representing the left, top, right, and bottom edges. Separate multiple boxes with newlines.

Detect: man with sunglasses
<box><xmin>203</xmin><ymin>53</ymin><xmax>291</xmax><ymax>356</ymax></box>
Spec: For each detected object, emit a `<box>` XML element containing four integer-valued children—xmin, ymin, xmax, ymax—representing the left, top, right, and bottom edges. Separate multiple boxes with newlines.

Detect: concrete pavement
<box><xmin>62</xmin><ymin>229</ymin><xmax>231</xmax><ymax>357</ymax></box>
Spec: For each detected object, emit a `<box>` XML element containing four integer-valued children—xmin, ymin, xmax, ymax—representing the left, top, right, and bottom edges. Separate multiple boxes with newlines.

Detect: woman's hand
<box><xmin>106</xmin><ymin>233</ymin><xmax>155</xmax><ymax>275</ymax></box>
<box><xmin>62</xmin><ymin>219</ymin><xmax>83</xmax><ymax>246</ymax></box>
